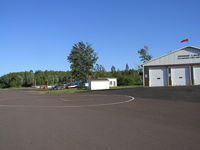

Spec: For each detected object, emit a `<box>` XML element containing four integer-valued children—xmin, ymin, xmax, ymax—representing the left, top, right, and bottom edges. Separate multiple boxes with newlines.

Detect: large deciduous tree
<box><xmin>67</xmin><ymin>42</ymin><xmax>98</xmax><ymax>80</ymax></box>
<box><xmin>138</xmin><ymin>46</ymin><xmax>152</xmax><ymax>63</ymax></box>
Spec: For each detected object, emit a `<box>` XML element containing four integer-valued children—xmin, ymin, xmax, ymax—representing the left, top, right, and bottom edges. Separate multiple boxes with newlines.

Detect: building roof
<box><xmin>143</xmin><ymin>46</ymin><xmax>200</xmax><ymax>66</ymax></box>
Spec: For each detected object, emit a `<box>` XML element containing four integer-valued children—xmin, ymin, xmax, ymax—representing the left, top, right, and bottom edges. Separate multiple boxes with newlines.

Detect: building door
<box><xmin>171</xmin><ymin>67</ymin><xmax>190</xmax><ymax>86</ymax></box>
<box><xmin>149</xmin><ymin>68</ymin><xmax>168</xmax><ymax>87</ymax></box>
<box><xmin>193</xmin><ymin>66</ymin><xmax>200</xmax><ymax>85</ymax></box>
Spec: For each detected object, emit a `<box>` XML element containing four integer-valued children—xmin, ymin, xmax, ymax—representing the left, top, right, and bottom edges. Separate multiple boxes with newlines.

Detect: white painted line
<box><xmin>0</xmin><ymin>95</ymin><xmax>135</xmax><ymax>108</ymax></box>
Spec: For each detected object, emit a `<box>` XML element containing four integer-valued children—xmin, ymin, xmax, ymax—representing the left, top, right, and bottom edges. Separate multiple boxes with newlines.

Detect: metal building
<box><xmin>143</xmin><ymin>46</ymin><xmax>200</xmax><ymax>87</ymax></box>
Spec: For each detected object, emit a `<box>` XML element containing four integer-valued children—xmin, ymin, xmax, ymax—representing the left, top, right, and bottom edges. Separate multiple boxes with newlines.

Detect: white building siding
<box><xmin>107</xmin><ymin>78</ymin><xmax>117</xmax><ymax>87</ymax></box>
<box><xmin>143</xmin><ymin>46</ymin><xmax>200</xmax><ymax>87</ymax></box>
<box><xmin>144</xmin><ymin>47</ymin><xmax>200</xmax><ymax>66</ymax></box>
<box><xmin>88</xmin><ymin>80</ymin><xmax>110</xmax><ymax>90</ymax></box>
<box><xmin>193</xmin><ymin>66</ymin><xmax>200</xmax><ymax>85</ymax></box>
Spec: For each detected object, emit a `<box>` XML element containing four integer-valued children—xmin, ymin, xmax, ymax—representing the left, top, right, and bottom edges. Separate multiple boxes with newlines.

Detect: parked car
<box><xmin>32</xmin><ymin>86</ymin><xmax>40</xmax><ymax>89</ymax></box>
<box><xmin>52</xmin><ymin>84</ymin><xmax>66</xmax><ymax>90</ymax></box>
<box><xmin>40</xmin><ymin>85</ymin><xmax>48</xmax><ymax>89</ymax></box>
<box><xmin>47</xmin><ymin>85</ymin><xmax>55</xmax><ymax>89</ymax></box>
<box><xmin>66</xmin><ymin>82</ymin><xmax>78</xmax><ymax>88</ymax></box>
<box><xmin>63</xmin><ymin>80</ymin><xmax>88</xmax><ymax>89</ymax></box>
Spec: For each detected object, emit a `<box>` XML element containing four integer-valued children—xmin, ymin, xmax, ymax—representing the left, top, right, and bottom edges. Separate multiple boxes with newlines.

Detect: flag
<box><xmin>180</xmin><ymin>39</ymin><xmax>189</xmax><ymax>43</ymax></box>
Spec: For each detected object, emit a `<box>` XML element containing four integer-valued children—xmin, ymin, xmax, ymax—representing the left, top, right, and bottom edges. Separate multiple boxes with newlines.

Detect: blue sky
<box><xmin>1</xmin><ymin>0</ymin><xmax>200</xmax><ymax>76</ymax></box>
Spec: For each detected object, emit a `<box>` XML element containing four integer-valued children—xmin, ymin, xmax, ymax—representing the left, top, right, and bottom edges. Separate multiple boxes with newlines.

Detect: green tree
<box><xmin>68</xmin><ymin>42</ymin><xmax>98</xmax><ymax>80</ymax></box>
<box><xmin>138</xmin><ymin>46</ymin><xmax>152</xmax><ymax>63</ymax></box>
<box><xmin>125</xmin><ymin>64</ymin><xmax>129</xmax><ymax>71</ymax></box>
<box><xmin>93</xmin><ymin>64</ymin><xmax>107</xmax><ymax>78</ymax></box>
<box><xmin>94</xmin><ymin>64</ymin><xmax>104</xmax><ymax>72</ymax></box>
<box><xmin>23</xmin><ymin>71</ymin><xmax>34</xmax><ymax>87</ymax></box>
<box><xmin>9</xmin><ymin>75</ymin><xmax>23</xmax><ymax>87</ymax></box>
<box><xmin>111</xmin><ymin>66</ymin><xmax>116</xmax><ymax>73</ymax></box>
<box><xmin>0</xmin><ymin>71</ymin><xmax>71</xmax><ymax>88</ymax></box>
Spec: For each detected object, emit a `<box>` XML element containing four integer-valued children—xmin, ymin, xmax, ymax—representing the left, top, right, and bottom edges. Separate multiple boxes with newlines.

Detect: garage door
<box><xmin>149</xmin><ymin>68</ymin><xmax>168</xmax><ymax>87</ymax></box>
<box><xmin>193</xmin><ymin>66</ymin><xmax>200</xmax><ymax>85</ymax></box>
<box><xmin>171</xmin><ymin>67</ymin><xmax>190</xmax><ymax>86</ymax></box>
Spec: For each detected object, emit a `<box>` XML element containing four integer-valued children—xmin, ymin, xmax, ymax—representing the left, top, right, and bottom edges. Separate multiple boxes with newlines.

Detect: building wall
<box><xmin>143</xmin><ymin>47</ymin><xmax>200</xmax><ymax>87</ymax></box>
<box><xmin>107</xmin><ymin>78</ymin><xmax>117</xmax><ymax>87</ymax></box>
<box><xmin>144</xmin><ymin>66</ymin><xmax>150</xmax><ymax>86</ymax></box>
<box><xmin>88</xmin><ymin>80</ymin><xmax>110</xmax><ymax>90</ymax></box>
<box><xmin>144</xmin><ymin>47</ymin><xmax>200</xmax><ymax>66</ymax></box>
<box><xmin>144</xmin><ymin>63</ymin><xmax>200</xmax><ymax>86</ymax></box>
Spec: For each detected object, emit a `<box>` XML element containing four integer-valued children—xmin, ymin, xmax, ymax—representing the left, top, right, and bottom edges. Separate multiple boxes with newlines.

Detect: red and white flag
<box><xmin>180</xmin><ymin>39</ymin><xmax>189</xmax><ymax>43</ymax></box>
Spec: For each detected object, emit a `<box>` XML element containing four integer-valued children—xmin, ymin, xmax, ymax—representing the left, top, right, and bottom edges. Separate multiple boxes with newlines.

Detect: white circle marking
<box><xmin>0</xmin><ymin>95</ymin><xmax>135</xmax><ymax>108</ymax></box>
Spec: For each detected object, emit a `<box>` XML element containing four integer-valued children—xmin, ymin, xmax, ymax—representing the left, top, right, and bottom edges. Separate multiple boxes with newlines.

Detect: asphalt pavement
<box><xmin>0</xmin><ymin>87</ymin><xmax>200</xmax><ymax>150</ymax></box>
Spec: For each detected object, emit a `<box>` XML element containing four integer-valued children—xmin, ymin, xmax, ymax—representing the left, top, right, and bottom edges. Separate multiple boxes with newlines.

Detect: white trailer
<box><xmin>88</xmin><ymin>79</ymin><xmax>110</xmax><ymax>90</ymax></box>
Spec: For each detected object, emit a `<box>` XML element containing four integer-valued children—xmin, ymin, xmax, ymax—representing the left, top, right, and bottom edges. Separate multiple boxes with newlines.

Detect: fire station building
<box><xmin>143</xmin><ymin>46</ymin><xmax>200</xmax><ymax>87</ymax></box>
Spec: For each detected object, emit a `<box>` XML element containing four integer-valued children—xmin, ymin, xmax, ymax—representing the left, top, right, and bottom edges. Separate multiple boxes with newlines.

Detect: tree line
<box><xmin>0</xmin><ymin>68</ymin><xmax>142</xmax><ymax>88</ymax></box>
<box><xmin>0</xmin><ymin>42</ymin><xmax>152</xmax><ymax>88</ymax></box>
<box><xmin>0</xmin><ymin>71</ymin><xmax>71</xmax><ymax>88</ymax></box>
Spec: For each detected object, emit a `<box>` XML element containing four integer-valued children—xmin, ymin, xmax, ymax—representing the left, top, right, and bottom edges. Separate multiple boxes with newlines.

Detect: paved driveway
<box><xmin>0</xmin><ymin>87</ymin><xmax>200</xmax><ymax>150</ymax></box>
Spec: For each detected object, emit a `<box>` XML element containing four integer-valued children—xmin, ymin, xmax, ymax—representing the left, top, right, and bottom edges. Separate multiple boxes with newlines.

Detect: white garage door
<box><xmin>149</xmin><ymin>68</ymin><xmax>168</xmax><ymax>87</ymax></box>
<box><xmin>171</xmin><ymin>67</ymin><xmax>190</xmax><ymax>86</ymax></box>
<box><xmin>193</xmin><ymin>66</ymin><xmax>200</xmax><ymax>85</ymax></box>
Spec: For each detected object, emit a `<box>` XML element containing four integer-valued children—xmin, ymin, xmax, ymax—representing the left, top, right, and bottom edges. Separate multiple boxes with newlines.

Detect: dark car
<box><xmin>52</xmin><ymin>84</ymin><xmax>66</xmax><ymax>90</ymax></box>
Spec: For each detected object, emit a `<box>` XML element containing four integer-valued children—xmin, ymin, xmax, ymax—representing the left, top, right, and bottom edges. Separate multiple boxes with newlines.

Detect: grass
<box><xmin>110</xmin><ymin>85</ymin><xmax>142</xmax><ymax>89</ymax></box>
<box><xmin>0</xmin><ymin>85</ymin><xmax>142</xmax><ymax>94</ymax></box>
<box><xmin>39</xmin><ymin>88</ymin><xmax>88</xmax><ymax>95</ymax></box>
<box><xmin>0</xmin><ymin>87</ymin><xmax>32</xmax><ymax>90</ymax></box>
<box><xmin>38</xmin><ymin>85</ymin><xmax>142</xmax><ymax>95</ymax></box>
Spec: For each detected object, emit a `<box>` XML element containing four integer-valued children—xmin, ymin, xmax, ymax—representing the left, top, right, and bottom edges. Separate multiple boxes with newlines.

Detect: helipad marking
<box><xmin>0</xmin><ymin>95</ymin><xmax>135</xmax><ymax>108</ymax></box>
